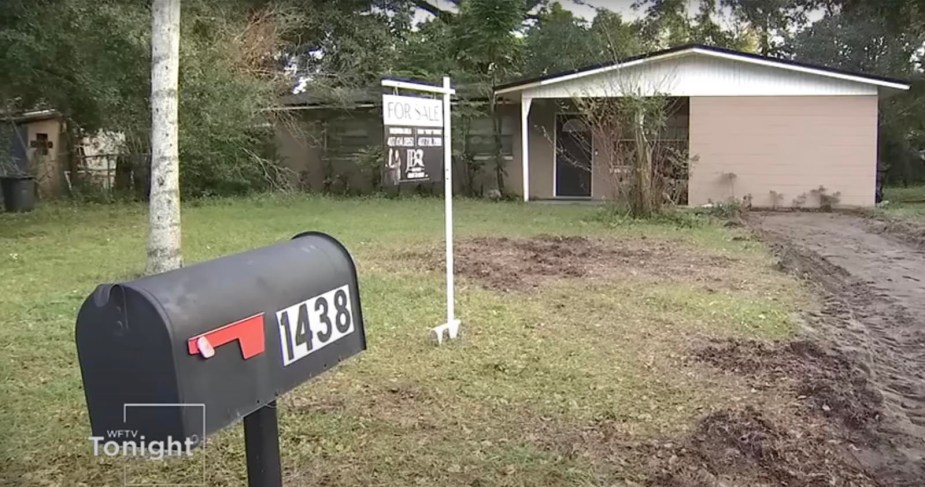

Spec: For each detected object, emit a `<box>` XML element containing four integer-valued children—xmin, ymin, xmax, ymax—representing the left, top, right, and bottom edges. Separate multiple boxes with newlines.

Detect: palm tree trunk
<box><xmin>146</xmin><ymin>0</ymin><xmax>182</xmax><ymax>274</ymax></box>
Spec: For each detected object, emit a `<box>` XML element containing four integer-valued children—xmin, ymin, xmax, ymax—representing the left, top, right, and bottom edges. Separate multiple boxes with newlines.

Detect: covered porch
<box><xmin>504</xmin><ymin>97</ymin><xmax>690</xmax><ymax>202</ymax></box>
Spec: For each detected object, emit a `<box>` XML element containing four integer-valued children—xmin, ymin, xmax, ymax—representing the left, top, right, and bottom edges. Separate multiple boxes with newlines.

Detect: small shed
<box><xmin>1</xmin><ymin>109</ymin><xmax>67</xmax><ymax>199</ymax></box>
<box><xmin>494</xmin><ymin>44</ymin><xmax>910</xmax><ymax>207</ymax></box>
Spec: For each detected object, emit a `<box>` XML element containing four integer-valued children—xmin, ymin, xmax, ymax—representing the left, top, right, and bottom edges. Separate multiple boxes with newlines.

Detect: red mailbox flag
<box><xmin>187</xmin><ymin>313</ymin><xmax>265</xmax><ymax>360</ymax></box>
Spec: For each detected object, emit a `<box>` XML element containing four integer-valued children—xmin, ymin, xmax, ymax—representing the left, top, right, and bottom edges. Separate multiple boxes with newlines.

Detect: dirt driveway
<box><xmin>751</xmin><ymin>211</ymin><xmax>925</xmax><ymax>485</ymax></box>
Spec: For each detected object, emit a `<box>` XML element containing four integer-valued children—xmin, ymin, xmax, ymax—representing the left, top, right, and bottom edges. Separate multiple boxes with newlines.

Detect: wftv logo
<box><xmin>89</xmin><ymin>429</ymin><xmax>198</xmax><ymax>460</ymax></box>
<box><xmin>89</xmin><ymin>403</ymin><xmax>207</xmax><ymax>487</ymax></box>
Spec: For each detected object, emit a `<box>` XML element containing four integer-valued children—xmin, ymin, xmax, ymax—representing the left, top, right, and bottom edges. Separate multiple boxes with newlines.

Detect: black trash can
<box><xmin>1</xmin><ymin>176</ymin><xmax>36</xmax><ymax>213</ymax></box>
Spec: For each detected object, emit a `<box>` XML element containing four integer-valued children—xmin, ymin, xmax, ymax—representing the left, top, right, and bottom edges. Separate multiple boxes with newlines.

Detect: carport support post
<box><xmin>521</xmin><ymin>96</ymin><xmax>532</xmax><ymax>202</ymax></box>
<box><xmin>243</xmin><ymin>402</ymin><xmax>282</xmax><ymax>487</ymax></box>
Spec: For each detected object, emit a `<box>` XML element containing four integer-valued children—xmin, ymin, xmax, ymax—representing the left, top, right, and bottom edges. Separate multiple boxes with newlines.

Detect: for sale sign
<box><xmin>383</xmin><ymin>94</ymin><xmax>444</xmax><ymax>183</ymax></box>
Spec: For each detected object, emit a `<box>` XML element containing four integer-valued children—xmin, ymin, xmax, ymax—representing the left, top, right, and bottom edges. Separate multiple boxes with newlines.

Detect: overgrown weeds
<box><xmin>694</xmin><ymin>199</ymin><xmax>747</xmax><ymax>220</ymax></box>
<box><xmin>590</xmin><ymin>204</ymin><xmax>715</xmax><ymax>229</ymax></box>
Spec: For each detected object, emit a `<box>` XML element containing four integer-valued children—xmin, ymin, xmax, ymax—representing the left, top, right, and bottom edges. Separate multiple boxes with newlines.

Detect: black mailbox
<box><xmin>75</xmin><ymin>231</ymin><xmax>366</xmax><ymax>448</ymax></box>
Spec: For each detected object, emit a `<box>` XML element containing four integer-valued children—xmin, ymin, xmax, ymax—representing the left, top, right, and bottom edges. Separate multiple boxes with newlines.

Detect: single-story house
<box><xmin>274</xmin><ymin>44</ymin><xmax>910</xmax><ymax>207</ymax></box>
<box><xmin>496</xmin><ymin>44</ymin><xmax>910</xmax><ymax>206</ymax></box>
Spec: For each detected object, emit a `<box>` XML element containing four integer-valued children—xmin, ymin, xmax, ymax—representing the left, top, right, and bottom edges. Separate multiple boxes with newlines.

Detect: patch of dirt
<box><xmin>865</xmin><ymin>215</ymin><xmax>925</xmax><ymax>251</ymax></box>
<box><xmin>748</xmin><ymin>211</ymin><xmax>925</xmax><ymax>486</ymax></box>
<box><xmin>527</xmin><ymin>334</ymin><xmax>884</xmax><ymax>486</ymax></box>
<box><xmin>651</xmin><ymin>406</ymin><xmax>875</xmax><ymax>487</ymax></box>
<box><xmin>694</xmin><ymin>339</ymin><xmax>882</xmax><ymax>430</ymax></box>
<box><xmin>400</xmin><ymin>235</ymin><xmax>736</xmax><ymax>292</ymax></box>
<box><xmin>531</xmin><ymin>400</ymin><xmax>876</xmax><ymax>486</ymax></box>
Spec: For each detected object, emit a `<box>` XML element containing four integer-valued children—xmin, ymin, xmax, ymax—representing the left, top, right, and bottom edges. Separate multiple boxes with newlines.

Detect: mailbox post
<box><xmin>244</xmin><ymin>401</ymin><xmax>283</xmax><ymax>486</ymax></box>
<box><xmin>76</xmin><ymin>231</ymin><xmax>366</xmax><ymax>487</ymax></box>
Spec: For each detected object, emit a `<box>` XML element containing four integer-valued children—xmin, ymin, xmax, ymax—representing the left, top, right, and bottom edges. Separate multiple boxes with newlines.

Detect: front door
<box><xmin>555</xmin><ymin>115</ymin><xmax>592</xmax><ymax>198</ymax></box>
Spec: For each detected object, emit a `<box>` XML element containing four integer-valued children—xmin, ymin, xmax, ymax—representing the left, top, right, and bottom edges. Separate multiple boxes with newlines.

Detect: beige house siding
<box><xmin>688</xmin><ymin>95</ymin><xmax>879</xmax><ymax>208</ymax></box>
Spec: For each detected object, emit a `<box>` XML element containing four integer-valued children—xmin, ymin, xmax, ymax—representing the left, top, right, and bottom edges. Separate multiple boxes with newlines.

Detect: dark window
<box><xmin>32</xmin><ymin>133</ymin><xmax>51</xmax><ymax>155</ymax></box>
<box><xmin>466</xmin><ymin>116</ymin><xmax>514</xmax><ymax>161</ymax></box>
<box><xmin>326</xmin><ymin>118</ymin><xmax>375</xmax><ymax>162</ymax></box>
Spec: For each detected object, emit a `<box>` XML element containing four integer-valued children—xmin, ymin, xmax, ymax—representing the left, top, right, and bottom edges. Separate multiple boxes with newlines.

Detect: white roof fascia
<box><xmin>495</xmin><ymin>47</ymin><xmax>910</xmax><ymax>96</ymax></box>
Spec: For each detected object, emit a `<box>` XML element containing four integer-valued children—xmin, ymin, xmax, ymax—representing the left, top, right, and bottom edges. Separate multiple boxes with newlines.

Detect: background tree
<box><xmin>719</xmin><ymin>0</ymin><xmax>813</xmax><ymax>56</ymax></box>
<box><xmin>523</xmin><ymin>3</ymin><xmax>597</xmax><ymax>77</ymax></box>
<box><xmin>455</xmin><ymin>0</ymin><xmax>527</xmax><ymax>195</ymax></box>
<box><xmin>395</xmin><ymin>19</ymin><xmax>459</xmax><ymax>80</ymax></box>
<box><xmin>392</xmin><ymin>0</ymin><xmax>528</xmax><ymax>196</ymax></box>
<box><xmin>689</xmin><ymin>0</ymin><xmax>742</xmax><ymax>48</ymax></box>
<box><xmin>0</xmin><ymin>1</ymin><xmax>149</xmax><ymax>135</ymax></box>
<box><xmin>634</xmin><ymin>0</ymin><xmax>749</xmax><ymax>50</ymax></box>
<box><xmin>822</xmin><ymin>0</ymin><xmax>925</xmax><ymax>37</ymax></box>
<box><xmin>0</xmin><ymin>0</ymin><xmax>301</xmax><ymax>199</ymax></box>
<box><xmin>635</xmin><ymin>0</ymin><xmax>696</xmax><ymax>48</ymax></box>
<box><xmin>283</xmin><ymin>0</ymin><xmax>413</xmax><ymax>90</ymax></box>
<box><xmin>174</xmin><ymin>2</ymin><xmax>303</xmax><ymax>196</ymax></box>
<box><xmin>521</xmin><ymin>5</ymin><xmax>652</xmax><ymax>77</ymax></box>
<box><xmin>589</xmin><ymin>10</ymin><xmax>649</xmax><ymax>61</ymax></box>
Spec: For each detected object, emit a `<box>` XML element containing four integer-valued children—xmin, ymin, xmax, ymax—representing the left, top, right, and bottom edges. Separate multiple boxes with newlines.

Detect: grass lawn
<box><xmin>0</xmin><ymin>196</ymin><xmax>807</xmax><ymax>486</ymax></box>
<box><xmin>881</xmin><ymin>184</ymin><xmax>925</xmax><ymax>218</ymax></box>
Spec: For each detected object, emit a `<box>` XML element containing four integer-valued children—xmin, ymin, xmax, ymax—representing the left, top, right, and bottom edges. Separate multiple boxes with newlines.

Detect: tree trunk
<box><xmin>146</xmin><ymin>0</ymin><xmax>183</xmax><ymax>274</ymax></box>
<box><xmin>491</xmin><ymin>103</ymin><xmax>505</xmax><ymax>196</ymax></box>
<box><xmin>632</xmin><ymin>112</ymin><xmax>653</xmax><ymax>218</ymax></box>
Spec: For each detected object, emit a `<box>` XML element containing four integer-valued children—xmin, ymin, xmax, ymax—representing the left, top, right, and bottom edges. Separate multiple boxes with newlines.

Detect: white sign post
<box><xmin>381</xmin><ymin>77</ymin><xmax>460</xmax><ymax>345</ymax></box>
